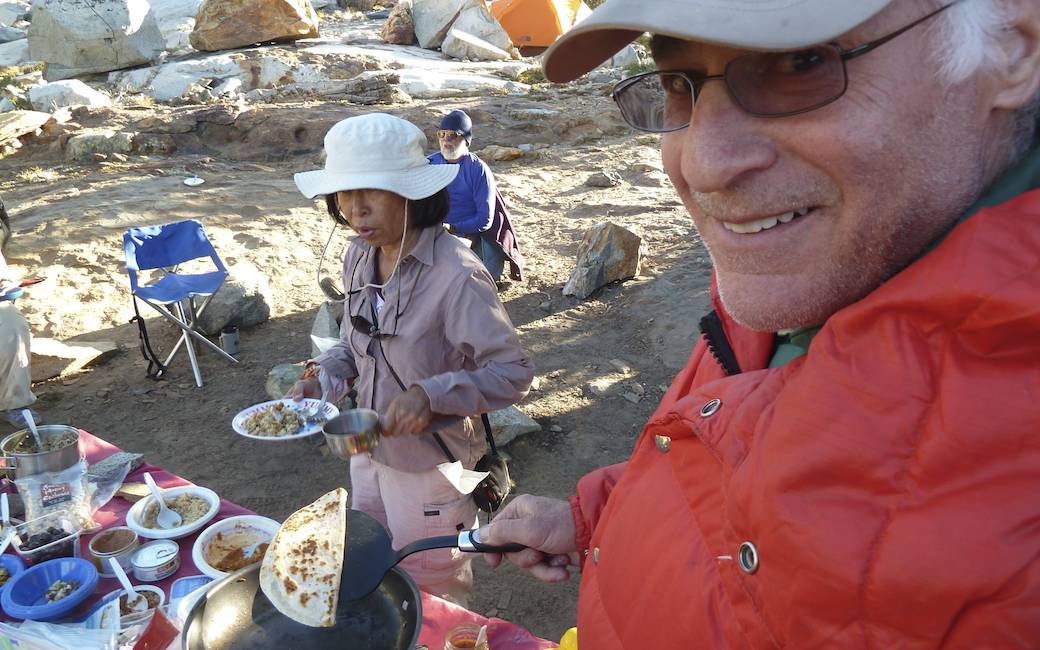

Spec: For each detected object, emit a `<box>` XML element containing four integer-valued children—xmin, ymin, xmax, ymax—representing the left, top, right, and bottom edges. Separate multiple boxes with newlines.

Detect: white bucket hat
<box><xmin>542</xmin><ymin>0</ymin><xmax>894</xmax><ymax>83</ymax></box>
<box><xmin>294</xmin><ymin>113</ymin><xmax>459</xmax><ymax>200</ymax></box>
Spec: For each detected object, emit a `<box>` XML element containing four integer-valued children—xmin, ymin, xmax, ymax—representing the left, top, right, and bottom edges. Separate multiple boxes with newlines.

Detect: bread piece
<box><xmin>259</xmin><ymin>487</ymin><xmax>348</xmax><ymax>627</ymax></box>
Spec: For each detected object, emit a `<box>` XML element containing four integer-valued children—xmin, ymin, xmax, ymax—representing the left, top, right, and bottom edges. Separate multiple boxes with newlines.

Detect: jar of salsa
<box><xmin>444</xmin><ymin>623</ymin><xmax>489</xmax><ymax>650</ymax></box>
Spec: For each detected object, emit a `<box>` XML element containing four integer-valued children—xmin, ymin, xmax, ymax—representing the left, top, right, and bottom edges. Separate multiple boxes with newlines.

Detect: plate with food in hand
<box><xmin>231</xmin><ymin>399</ymin><xmax>339</xmax><ymax>441</ymax></box>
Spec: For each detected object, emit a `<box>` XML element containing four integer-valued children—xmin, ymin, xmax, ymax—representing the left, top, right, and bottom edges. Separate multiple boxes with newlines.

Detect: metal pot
<box><xmin>0</xmin><ymin>426</ymin><xmax>81</xmax><ymax>480</ymax></box>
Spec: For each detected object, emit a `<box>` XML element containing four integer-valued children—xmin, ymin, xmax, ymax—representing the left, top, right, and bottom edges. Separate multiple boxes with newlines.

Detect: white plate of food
<box><xmin>191</xmin><ymin>515</ymin><xmax>280</xmax><ymax>580</ymax></box>
<box><xmin>125</xmin><ymin>485</ymin><xmax>220</xmax><ymax>540</ymax></box>
<box><xmin>231</xmin><ymin>399</ymin><xmax>339</xmax><ymax>441</ymax></box>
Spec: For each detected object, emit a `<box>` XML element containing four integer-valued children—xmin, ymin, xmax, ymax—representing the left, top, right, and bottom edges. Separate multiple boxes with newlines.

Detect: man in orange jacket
<box><xmin>481</xmin><ymin>0</ymin><xmax>1040</xmax><ymax>647</ymax></box>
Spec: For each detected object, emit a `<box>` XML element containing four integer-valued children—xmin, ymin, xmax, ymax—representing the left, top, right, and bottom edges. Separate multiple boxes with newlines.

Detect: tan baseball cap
<box><xmin>542</xmin><ymin>0</ymin><xmax>894</xmax><ymax>83</ymax></box>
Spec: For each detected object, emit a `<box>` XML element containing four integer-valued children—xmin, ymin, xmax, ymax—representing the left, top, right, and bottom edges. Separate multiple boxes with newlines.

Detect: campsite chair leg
<box><xmin>175</xmin><ymin>300</ymin><xmax>204</xmax><ymax>388</ymax></box>
<box><xmin>163</xmin><ymin>293</ymin><xmax>218</xmax><ymax>365</ymax></box>
<box><xmin>148</xmin><ymin>300</ymin><xmax>239</xmax><ymax>364</ymax></box>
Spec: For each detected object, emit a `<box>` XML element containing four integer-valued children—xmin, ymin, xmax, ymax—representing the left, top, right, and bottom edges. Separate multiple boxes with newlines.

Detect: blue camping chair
<box><xmin>123</xmin><ymin>219</ymin><xmax>237</xmax><ymax>387</ymax></box>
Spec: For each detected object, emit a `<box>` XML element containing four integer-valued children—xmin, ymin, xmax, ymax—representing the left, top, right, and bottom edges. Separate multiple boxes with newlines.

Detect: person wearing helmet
<box><xmin>429</xmin><ymin>110</ymin><xmax>516</xmax><ymax>286</ymax></box>
<box><xmin>477</xmin><ymin>0</ymin><xmax>1040</xmax><ymax>647</ymax></box>
<box><xmin>0</xmin><ymin>198</ymin><xmax>39</xmax><ymax>430</ymax></box>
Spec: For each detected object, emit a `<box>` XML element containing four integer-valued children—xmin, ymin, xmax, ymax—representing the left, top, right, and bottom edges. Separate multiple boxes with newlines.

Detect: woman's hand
<box><xmin>478</xmin><ymin>495</ymin><xmax>581</xmax><ymax>583</ymax></box>
<box><xmin>382</xmin><ymin>386</ymin><xmax>433</xmax><ymax>437</ymax></box>
<box><xmin>286</xmin><ymin>376</ymin><xmax>321</xmax><ymax>401</ymax></box>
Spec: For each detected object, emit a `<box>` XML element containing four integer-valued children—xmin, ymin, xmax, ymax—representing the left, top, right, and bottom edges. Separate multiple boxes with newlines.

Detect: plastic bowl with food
<box><xmin>125</xmin><ymin>486</ymin><xmax>220</xmax><ymax>540</ymax></box>
<box><xmin>0</xmin><ymin>555</ymin><xmax>26</xmax><ymax>595</ymax></box>
<box><xmin>1</xmin><ymin>557</ymin><xmax>98</xmax><ymax>621</ymax></box>
<box><xmin>104</xmin><ymin>583</ymin><xmax>165</xmax><ymax>626</ymax></box>
<box><xmin>191</xmin><ymin>515</ymin><xmax>280</xmax><ymax>580</ymax></box>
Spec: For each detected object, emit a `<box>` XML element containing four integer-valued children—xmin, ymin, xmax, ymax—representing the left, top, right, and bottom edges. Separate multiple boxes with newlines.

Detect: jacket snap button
<box><xmin>700</xmin><ymin>398</ymin><xmax>722</xmax><ymax>417</ymax></box>
<box><xmin>655</xmin><ymin>435</ymin><xmax>671</xmax><ymax>452</ymax></box>
<box><xmin>738</xmin><ymin>541</ymin><xmax>759</xmax><ymax>574</ymax></box>
<box><xmin>593</xmin><ymin>547</ymin><xmax>600</xmax><ymax>565</ymax></box>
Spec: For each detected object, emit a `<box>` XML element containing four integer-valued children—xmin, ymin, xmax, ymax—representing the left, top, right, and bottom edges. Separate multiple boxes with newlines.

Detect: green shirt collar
<box><xmin>767</xmin><ymin>139</ymin><xmax>1040</xmax><ymax>368</ymax></box>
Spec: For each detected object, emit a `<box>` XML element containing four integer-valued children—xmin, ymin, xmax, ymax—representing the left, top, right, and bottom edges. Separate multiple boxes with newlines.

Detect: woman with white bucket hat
<box><xmin>289</xmin><ymin>113</ymin><xmax>534</xmax><ymax>605</ymax></box>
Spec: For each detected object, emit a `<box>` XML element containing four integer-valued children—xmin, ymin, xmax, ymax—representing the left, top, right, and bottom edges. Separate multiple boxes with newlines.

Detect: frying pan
<box><xmin>182</xmin><ymin>563</ymin><xmax>421</xmax><ymax>650</ymax></box>
<box><xmin>341</xmin><ymin>510</ymin><xmax>525</xmax><ymax>601</ymax></box>
<box><xmin>182</xmin><ymin>509</ymin><xmax>522</xmax><ymax>649</ymax></box>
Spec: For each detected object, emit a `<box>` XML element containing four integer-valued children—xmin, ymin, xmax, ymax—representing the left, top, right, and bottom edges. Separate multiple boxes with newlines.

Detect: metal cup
<box><xmin>322</xmin><ymin>409</ymin><xmax>381</xmax><ymax>460</ymax></box>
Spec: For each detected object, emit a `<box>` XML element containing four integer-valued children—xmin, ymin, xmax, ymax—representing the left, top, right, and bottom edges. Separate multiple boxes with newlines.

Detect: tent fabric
<box><xmin>491</xmin><ymin>0</ymin><xmax>582</xmax><ymax>48</ymax></box>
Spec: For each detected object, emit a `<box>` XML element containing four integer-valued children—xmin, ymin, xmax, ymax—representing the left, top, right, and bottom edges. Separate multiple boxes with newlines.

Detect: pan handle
<box><xmin>394</xmin><ymin>530</ymin><xmax>525</xmax><ymax>564</ymax></box>
<box><xmin>458</xmin><ymin>529</ymin><xmax>525</xmax><ymax>554</ymax></box>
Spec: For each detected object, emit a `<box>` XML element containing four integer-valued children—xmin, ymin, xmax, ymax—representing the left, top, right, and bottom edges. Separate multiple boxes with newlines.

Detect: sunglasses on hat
<box><xmin>611</xmin><ymin>1</ymin><xmax>959</xmax><ymax>132</ymax></box>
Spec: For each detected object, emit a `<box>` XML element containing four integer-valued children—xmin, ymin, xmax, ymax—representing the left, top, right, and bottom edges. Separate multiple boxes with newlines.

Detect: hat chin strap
<box><xmin>357</xmin><ymin>202</ymin><xmax>409</xmax><ymax>292</ymax></box>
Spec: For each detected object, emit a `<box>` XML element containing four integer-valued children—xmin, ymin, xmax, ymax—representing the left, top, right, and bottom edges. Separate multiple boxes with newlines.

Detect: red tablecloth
<box><xmin>4</xmin><ymin>431</ymin><xmax>557</xmax><ymax>649</ymax></box>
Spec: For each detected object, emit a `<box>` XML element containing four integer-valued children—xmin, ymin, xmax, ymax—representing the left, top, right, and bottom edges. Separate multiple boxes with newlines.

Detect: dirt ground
<box><xmin>0</xmin><ymin>86</ymin><xmax>712</xmax><ymax>641</ymax></box>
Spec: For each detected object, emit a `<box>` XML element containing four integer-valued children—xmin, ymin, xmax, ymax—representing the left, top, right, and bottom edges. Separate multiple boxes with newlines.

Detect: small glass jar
<box><xmin>444</xmin><ymin>623</ymin><xmax>489</xmax><ymax>650</ymax></box>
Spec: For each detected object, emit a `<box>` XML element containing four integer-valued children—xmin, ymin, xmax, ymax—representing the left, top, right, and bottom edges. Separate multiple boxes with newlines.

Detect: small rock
<box><xmin>622</xmin><ymin>392</ymin><xmax>642</xmax><ymax>404</ymax></box>
<box><xmin>608</xmin><ymin>358</ymin><xmax>631</xmax><ymax>374</ymax></box>
<box><xmin>584</xmin><ymin>378</ymin><xmax>612</xmax><ymax>398</ymax></box>
<box><xmin>585</xmin><ymin>171</ymin><xmax>622</xmax><ymax>188</ymax></box>
<box><xmin>478</xmin><ymin>145</ymin><xmax>524</xmax><ymax>162</ymax></box>
<box><xmin>529</xmin><ymin>375</ymin><xmax>541</xmax><ymax>392</ymax></box>
<box><xmin>658</xmin><ymin>385</ymin><xmax>669</xmax><ymax>393</ymax></box>
<box><xmin>547</xmin><ymin>369</ymin><xmax>562</xmax><ymax>379</ymax></box>
<box><xmin>486</xmin><ymin>607</ymin><xmax>499</xmax><ymax>618</ymax></box>
<box><xmin>110</xmin><ymin>152</ymin><xmax>127</xmax><ymax>162</ymax></box>
<box><xmin>630</xmin><ymin>382</ymin><xmax>645</xmax><ymax>397</ymax></box>
<box><xmin>537</xmin><ymin>299</ymin><xmax>551</xmax><ymax>311</ymax></box>
<box><xmin>549</xmin><ymin>425</ymin><xmax>563</xmax><ymax>433</ymax></box>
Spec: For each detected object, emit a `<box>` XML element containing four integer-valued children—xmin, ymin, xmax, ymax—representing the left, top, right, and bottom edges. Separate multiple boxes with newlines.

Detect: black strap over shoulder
<box><xmin>377</xmin><ymin>337</ymin><xmax>495</xmax><ymax>464</ymax></box>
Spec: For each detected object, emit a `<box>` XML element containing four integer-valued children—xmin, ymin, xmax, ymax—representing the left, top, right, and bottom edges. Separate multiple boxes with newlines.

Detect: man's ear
<box><xmin>992</xmin><ymin>0</ymin><xmax>1040</xmax><ymax>110</ymax></box>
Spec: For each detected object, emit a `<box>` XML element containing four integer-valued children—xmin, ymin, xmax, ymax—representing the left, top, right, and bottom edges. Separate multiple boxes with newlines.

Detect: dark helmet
<box><xmin>439</xmin><ymin>110</ymin><xmax>472</xmax><ymax>145</ymax></box>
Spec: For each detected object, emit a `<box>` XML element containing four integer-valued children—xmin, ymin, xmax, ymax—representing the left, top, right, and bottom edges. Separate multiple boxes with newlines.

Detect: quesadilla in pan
<box><xmin>259</xmin><ymin>487</ymin><xmax>348</xmax><ymax>627</ymax></box>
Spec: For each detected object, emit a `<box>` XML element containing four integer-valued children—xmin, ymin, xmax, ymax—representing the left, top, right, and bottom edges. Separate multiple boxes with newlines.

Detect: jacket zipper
<box><xmin>699</xmin><ymin>310</ymin><xmax>741</xmax><ymax>376</ymax></box>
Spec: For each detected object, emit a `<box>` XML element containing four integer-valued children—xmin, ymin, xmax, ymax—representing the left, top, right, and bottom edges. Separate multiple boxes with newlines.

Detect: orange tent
<box><xmin>490</xmin><ymin>0</ymin><xmax>584</xmax><ymax>49</ymax></box>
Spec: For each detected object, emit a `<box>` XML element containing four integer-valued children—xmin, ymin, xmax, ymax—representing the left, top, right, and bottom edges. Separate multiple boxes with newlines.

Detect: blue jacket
<box><xmin>428</xmin><ymin>152</ymin><xmax>496</xmax><ymax>235</ymax></box>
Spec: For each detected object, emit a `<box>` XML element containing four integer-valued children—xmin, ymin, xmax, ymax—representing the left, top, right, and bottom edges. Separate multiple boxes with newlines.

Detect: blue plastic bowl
<box><xmin>0</xmin><ymin>555</ymin><xmax>26</xmax><ymax>595</ymax></box>
<box><xmin>1</xmin><ymin>557</ymin><xmax>98</xmax><ymax>621</ymax></box>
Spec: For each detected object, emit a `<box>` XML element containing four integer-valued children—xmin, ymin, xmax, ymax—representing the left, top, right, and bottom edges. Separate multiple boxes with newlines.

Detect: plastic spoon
<box><xmin>476</xmin><ymin>625</ymin><xmax>488</xmax><ymax>648</ymax></box>
<box><xmin>1</xmin><ymin>493</ymin><xmax>9</xmax><ymax>529</ymax></box>
<box><xmin>21</xmin><ymin>410</ymin><xmax>42</xmax><ymax>452</ymax></box>
<box><xmin>109</xmin><ymin>557</ymin><xmax>147</xmax><ymax>614</ymax></box>
<box><xmin>0</xmin><ymin>529</ymin><xmax>14</xmax><ymax>556</ymax></box>
<box><xmin>143</xmin><ymin>472</ymin><xmax>182</xmax><ymax>529</ymax></box>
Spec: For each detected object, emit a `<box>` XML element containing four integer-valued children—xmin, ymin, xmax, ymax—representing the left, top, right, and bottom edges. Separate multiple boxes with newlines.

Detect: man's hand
<box><xmin>383</xmin><ymin>385</ymin><xmax>433</xmax><ymax>436</ymax></box>
<box><xmin>479</xmin><ymin>495</ymin><xmax>580</xmax><ymax>583</ymax></box>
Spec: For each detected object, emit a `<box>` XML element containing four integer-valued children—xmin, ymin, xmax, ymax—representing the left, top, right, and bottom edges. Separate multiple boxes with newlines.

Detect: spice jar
<box><xmin>444</xmin><ymin>623</ymin><xmax>489</xmax><ymax>650</ymax></box>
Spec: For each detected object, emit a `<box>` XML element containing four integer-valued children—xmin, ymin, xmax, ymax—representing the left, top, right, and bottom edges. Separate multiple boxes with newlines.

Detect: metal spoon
<box><xmin>109</xmin><ymin>558</ymin><xmax>147</xmax><ymax>614</ymax></box>
<box><xmin>21</xmin><ymin>410</ymin><xmax>42</xmax><ymax>452</ymax></box>
<box><xmin>143</xmin><ymin>472</ymin><xmax>182</xmax><ymax>529</ymax></box>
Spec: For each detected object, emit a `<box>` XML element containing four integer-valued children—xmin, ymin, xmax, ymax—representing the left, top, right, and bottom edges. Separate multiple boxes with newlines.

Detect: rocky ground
<box><xmin>0</xmin><ymin>15</ymin><xmax>712</xmax><ymax>644</ymax></box>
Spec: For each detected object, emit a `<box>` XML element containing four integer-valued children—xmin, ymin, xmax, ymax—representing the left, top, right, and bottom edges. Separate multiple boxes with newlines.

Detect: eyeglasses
<box><xmin>611</xmin><ymin>1</ymin><xmax>960</xmax><ymax>132</ymax></box>
<box><xmin>437</xmin><ymin>129</ymin><xmax>463</xmax><ymax>140</ymax></box>
<box><xmin>346</xmin><ymin>258</ymin><xmax>426</xmax><ymax>341</ymax></box>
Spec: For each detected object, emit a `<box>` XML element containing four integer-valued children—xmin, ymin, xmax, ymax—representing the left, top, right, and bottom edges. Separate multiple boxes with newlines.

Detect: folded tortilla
<box><xmin>259</xmin><ymin>487</ymin><xmax>348</xmax><ymax>627</ymax></box>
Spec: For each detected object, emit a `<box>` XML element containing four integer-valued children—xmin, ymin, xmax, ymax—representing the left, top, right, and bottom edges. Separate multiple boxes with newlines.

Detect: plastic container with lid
<box><xmin>88</xmin><ymin>526</ymin><xmax>140</xmax><ymax>577</ymax></box>
<box><xmin>131</xmin><ymin>540</ymin><xmax>180</xmax><ymax>582</ymax></box>
<box><xmin>11</xmin><ymin>511</ymin><xmax>82</xmax><ymax>566</ymax></box>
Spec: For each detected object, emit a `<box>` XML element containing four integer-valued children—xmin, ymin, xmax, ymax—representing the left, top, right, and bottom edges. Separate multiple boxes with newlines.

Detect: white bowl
<box><xmin>125</xmin><ymin>486</ymin><xmax>220</xmax><ymax>540</ymax></box>
<box><xmin>191</xmin><ymin>515</ymin><xmax>280</xmax><ymax>580</ymax></box>
<box><xmin>103</xmin><ymin>583</ymin><xmax>166</xmax><ymax>627</ymax></box>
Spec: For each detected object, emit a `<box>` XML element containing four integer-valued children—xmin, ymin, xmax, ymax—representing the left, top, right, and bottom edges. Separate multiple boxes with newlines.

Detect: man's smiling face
<box><xmin>657</xmin><ymin>1</ymin><xmax>1001</xmax><ymax>331</ymax></box>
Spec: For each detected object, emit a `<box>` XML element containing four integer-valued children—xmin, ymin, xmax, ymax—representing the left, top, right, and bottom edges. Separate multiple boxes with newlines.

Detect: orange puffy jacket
<box><xmin>570</xmin><ymin>191</ymin><xmax>1040</xmax><ymax>648</ymax></box>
